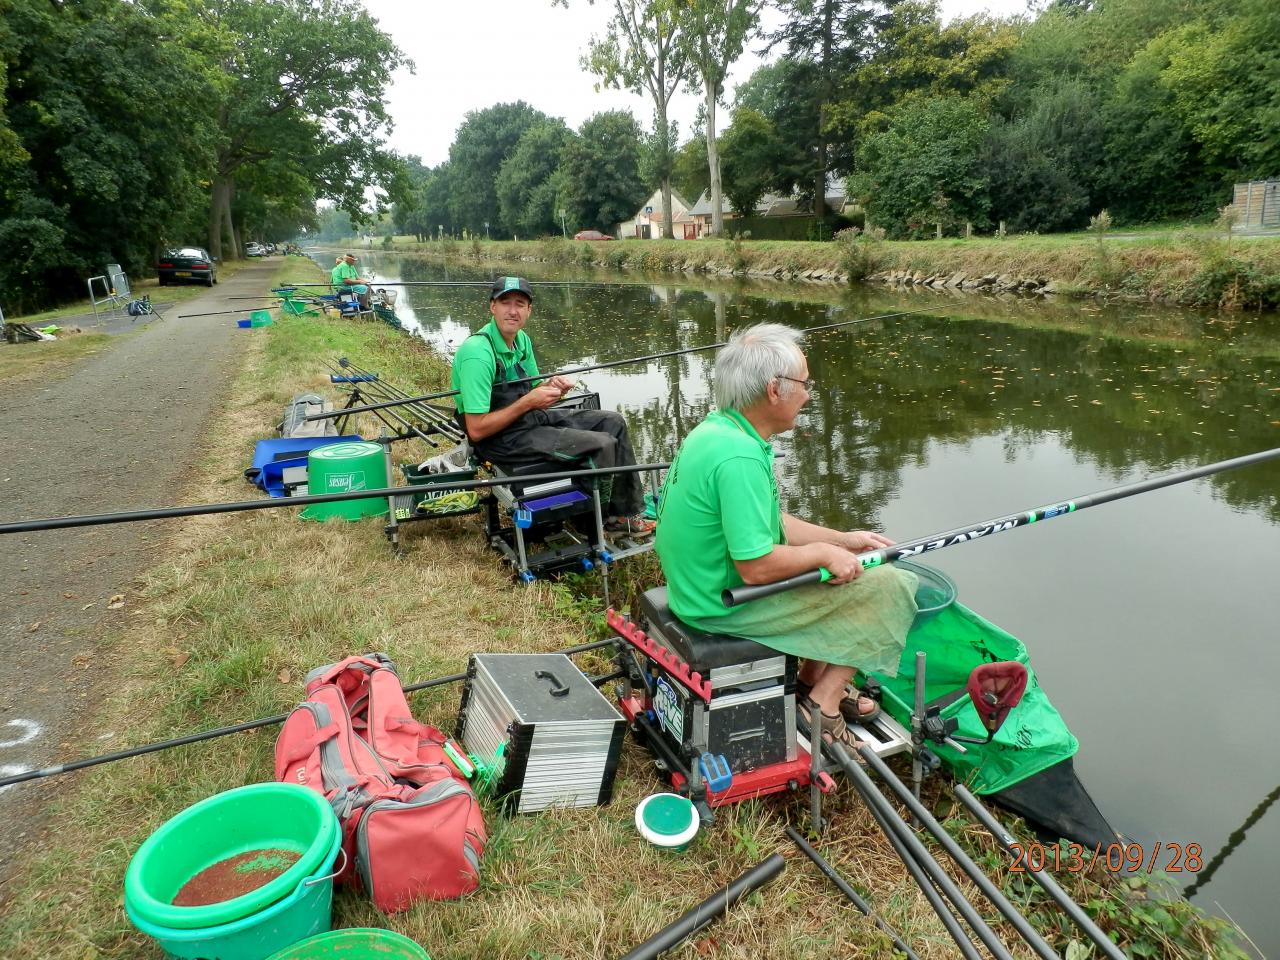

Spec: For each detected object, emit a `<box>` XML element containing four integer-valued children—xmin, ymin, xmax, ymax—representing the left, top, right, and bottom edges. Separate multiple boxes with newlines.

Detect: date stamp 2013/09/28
<box><xmin>1009</xmin><ymin>841</ymin><xmax>1203</xmax><ymax>874</ymax></box>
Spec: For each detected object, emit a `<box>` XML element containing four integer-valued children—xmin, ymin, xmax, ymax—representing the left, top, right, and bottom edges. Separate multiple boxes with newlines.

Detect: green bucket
<box><xmin>124</xmin><ymin>783</ymin><xmax>339</xmax><ymax>931</ymax></box>
<box><xmin>249</xmin><ymin>309</ymin><xmax>273</xmax><ymax>327</ymax></box>
<box><xmin>299</xmin><ymin>441</ymin><xmax>387</xmax><ymax>521</ymax></box>
<box><xmin>265</xmin><ymin>928</ymin><xmax>432</xmax><ymax>960</ymax></box>
<box><xmin>127</xmin><ymin>828</ymin><xmax>341</xmax><ymax>960</ymax></box>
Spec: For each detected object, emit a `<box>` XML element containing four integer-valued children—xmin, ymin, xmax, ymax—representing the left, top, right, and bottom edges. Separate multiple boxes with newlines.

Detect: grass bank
<box><xmin>0</xmin><ymin>259</ymin><xmax>1247</xmax><ymax>959</ymax></box>
<box><xmin>379</xmin><ymin>230</ymin><xmax>1280</xmax><ymax>310</ymax></box>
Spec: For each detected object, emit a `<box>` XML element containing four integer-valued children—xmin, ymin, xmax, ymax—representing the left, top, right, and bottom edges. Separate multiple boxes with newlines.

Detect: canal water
<box><xmin>351</xmin><ymin>250</ymin><xmax>1280</xmax><ymax>955</ymax></box>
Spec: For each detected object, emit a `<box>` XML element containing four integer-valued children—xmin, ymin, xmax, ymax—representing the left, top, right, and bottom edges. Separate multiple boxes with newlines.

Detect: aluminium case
<box><xmin>456</xmin><ymin>653</ymin><xmax>625</xmax><ymax>814</ymax></box>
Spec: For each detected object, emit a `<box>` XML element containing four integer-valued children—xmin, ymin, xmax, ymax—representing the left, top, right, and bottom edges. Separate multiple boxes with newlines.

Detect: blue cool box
<box><xmin>246</xmin><ymin>436</ymin><xmax>363</xmax><ymax>498</ymax></box>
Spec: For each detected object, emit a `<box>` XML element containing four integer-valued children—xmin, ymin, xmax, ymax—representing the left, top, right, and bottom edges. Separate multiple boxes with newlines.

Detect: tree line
<box><xmin>0</xmin><ymin>0</ymin><xmax>406</xmax><ymax>311</ymax></box>
<box><xmin>398</xmin><ymin>0</ymin><xmax>1277</xmax><ymax>245</ymax></box>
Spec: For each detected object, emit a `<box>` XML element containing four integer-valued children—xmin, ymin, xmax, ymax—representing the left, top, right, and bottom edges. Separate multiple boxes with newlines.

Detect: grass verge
<box><xmin>0</xmin><ymin>259</ymin><xmax>1247</xmax><ymax>959</ymax></box>
<box><xmin>0</xmin><ymin>332</ymin><xmax>114</xmax><ymax>383</ymax></box>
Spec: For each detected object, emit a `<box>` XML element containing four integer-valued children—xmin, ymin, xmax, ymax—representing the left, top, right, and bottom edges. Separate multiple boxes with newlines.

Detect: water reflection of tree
<box><xmin>357</xmin><ymin>255</ymin><xmax>1280</xmax><ymax>525</ymax></box>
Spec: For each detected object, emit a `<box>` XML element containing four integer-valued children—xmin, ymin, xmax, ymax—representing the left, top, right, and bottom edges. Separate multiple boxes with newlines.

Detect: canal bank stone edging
<box><xmin>870</xmin><ymin>268</ymin><xmax>1066</xmax><ymax>296</ymax></box>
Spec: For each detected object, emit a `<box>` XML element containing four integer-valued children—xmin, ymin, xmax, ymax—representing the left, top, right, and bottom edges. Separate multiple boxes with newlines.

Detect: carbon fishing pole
<box><xmin>856</xmin><ymin>746</ymin><xmax>1061</xmax><ymax>960</ymax></box>
<box><xmin>724</xmin><ymin>445</ymin><xmax>1280</xmax><ymax>607</ymax></box>
<box><xmin>329</xmin><ymin>357</ymin><xmax>464</xmax><ymax>442</ymax></box>
<box><xmin>784</xmin><ymin>825</ymin><xmax>920</xmax><ymax>959</ymax></box>
<box><xmin>321</xmin><ymin>360</ymin><xmax>462</xmax><ymax>448</ymax></box>
<box><xmin>281</xmin><ymin>280</ymin><xmax>670</xmax><ymax>289</ymax></box>
<box><xmin>0</xmin><ymin>637</ymin><xmax>618</xmax><ymax>792</ymax></box>
<box><xmin>0</xmin><ymin>460</ymin><xmax>671</xmax><ymax>536</ymax></box>
<box><xmin>953</xmin><ymin>784</ymin><xmax>1129</xmax><ymax>960</ymax></box>
<box><xmin>305</xmin><ymin>305</ymin><xmax>936</xmax><ymax>423</ymax></box>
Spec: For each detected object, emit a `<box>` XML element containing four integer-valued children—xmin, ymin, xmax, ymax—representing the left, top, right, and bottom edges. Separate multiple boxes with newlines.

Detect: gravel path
<box><xmin>0</xmin><ymin>261</ymin><xmax>278</xmax><ymax>873</ymax></box>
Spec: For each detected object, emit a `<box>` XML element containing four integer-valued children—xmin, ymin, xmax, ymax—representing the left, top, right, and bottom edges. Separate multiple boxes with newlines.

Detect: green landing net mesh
<box><xmin>868</xmin><ymin>600</ymin><xmax>1079</xmax><ymax>795</ymax></box>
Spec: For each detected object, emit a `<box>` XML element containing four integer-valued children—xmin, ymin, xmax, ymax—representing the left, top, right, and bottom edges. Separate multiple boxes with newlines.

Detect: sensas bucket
<box><xmin>299</xmin><ymin>441</ymin><xmax>387</xmax><ymax>521</ymax></box>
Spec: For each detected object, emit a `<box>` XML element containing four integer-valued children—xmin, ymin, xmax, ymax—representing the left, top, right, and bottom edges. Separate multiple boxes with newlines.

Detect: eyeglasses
<box><xmin>777</xmin><ymin>375</ymin><xmax>816</xmax><ymax>392</ymax></box>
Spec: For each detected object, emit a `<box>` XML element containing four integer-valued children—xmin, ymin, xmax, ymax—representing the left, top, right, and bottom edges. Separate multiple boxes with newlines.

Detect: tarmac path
<box><xmin>0</xmin><ymin>260</ymin><xmax>278</xmax><ymax>881</ymax></box>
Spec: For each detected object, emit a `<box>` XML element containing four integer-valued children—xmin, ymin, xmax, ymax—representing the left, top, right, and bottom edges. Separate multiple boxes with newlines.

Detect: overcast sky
<box><xmin>360</xmin><ymin>0</ymin><xmax>1034</xmax><ymax>168</ymax></box>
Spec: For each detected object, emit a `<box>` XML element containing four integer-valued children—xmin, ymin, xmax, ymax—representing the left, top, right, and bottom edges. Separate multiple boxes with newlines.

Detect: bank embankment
<box><xmin>0</xmin><ymin>258</ymin><xmax>1248</xmax><ymax>959</ymax></box>
<box><xmin>382</xmin><ymin>232</ymin><xmax>1280</xmax><ymax>310</ymax></box>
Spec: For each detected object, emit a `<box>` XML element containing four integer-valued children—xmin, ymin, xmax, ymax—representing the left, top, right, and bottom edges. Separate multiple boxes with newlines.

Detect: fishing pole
<box><xmin>724</xmin><ymin>446</ymin><xmax>1280</xmax><ymax>607</ymax></box>
<box><xmin>0</xmin><ymin>461</ymin><xmax>671</xmax><ymax>536</ymax></box>
<box><xmin>329</xmin><ymin>361</ymin><xmax>465</xmax><ymax>443</ymax></box>
<box><xmin>856</xmin><ymin>746</ymin><xmax>1061</xmax><ymax>960</ymax></box>
<box><xmin>784</xmin><ymin>825</ymin><xmax>920</xmax><ymax>959</ymax></box>
<box><xmin>953</xmin><ymin>784</ymin><xmax>1129</xmax><ymax>960</ymax></box>
<box><xmin>177</xmin><ymin>306</ymin><xmax>277</xmax><ymax>319</ymax></box>
<box><xmin>321</xmin><ymin>361</ymin><xmax>462</xmax><ymax>447</ymax></box>
<box><xmin>0</xmin><ymin>637</ymin><xmax>618</xmax><ymax>792</ymax></box>
<box><xmin>281</xmin><ymin>280</ymin><xmax>667</xmax><ymax>289</ymax></box>
<box><xmin>305</xmin><ymin>306</ymin><xmax>936</xmax><ymax>423</ymax></box>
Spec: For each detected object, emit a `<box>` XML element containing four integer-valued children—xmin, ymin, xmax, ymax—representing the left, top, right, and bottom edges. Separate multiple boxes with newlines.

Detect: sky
<box><xmin>360</xmin><ymin>0</ymin><xmax>1034</xmax><ymax>169</ymax></box>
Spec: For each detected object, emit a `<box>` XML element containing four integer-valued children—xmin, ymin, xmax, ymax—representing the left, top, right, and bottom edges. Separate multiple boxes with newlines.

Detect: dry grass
<box><xmin>0</xmin><ymin>331</ymin><xmax>114</xmax><ymax>383</ymax></box>
<box><xmin>0</xmin><ymin>258</ymin><xmax>1244</xmax><ymax>960</ymax></box>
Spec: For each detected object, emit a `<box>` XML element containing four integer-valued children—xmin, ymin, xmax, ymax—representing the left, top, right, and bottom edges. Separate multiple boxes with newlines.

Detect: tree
<box><xmin>446</xmin><ymin>101</ymin><xmax>550</xmax><ymax>238</ymax></box>
<box><xmin>849</xmin><ymin>96</ymin><xmax>991</xmax><ymax>238</ymax></box>
<box><xmin>566</xmin><ymin>0</ymin><xmax>692</xmax><ymax>239</ymax></box>
<box><xmin>767</xmin><ymin>0</ymin><xmax>884</xmax><ymax>219</ymax></box>
<box><xmin>733</xmin><ymin>59</ymin><xmax>818</xmax><ymax>200</ymax></box>
<box><xmin>671</xmin><ymin>136</ymin><xmax>712</xmax><ymax>206</ymax></box>
<box><xmin>719</xmin><ymin>107</ymin><xmax>782</xmax><ymax>215</ymax></box>
<box><xmin>204</xmin><ymin>0</ymin><xmax>408</xmax><ymax>260</ymax></box>
<box><xmin>673</xmin><ymin>0</ymin><xmax>763</xmax><ymax>236</ymax></box>
<box><xmin>495</xmin><ymin>120</ymin><xmax>576</xmax><ymax>237</ymax></box>
<box><xmin>986</xmin><ymin>77</ymin><xmax>1105</xmax><ymax>233</ymax></box>
<box><xmin>558</xmin><ymin>111</ymin><xmax>650</xmax><ymax>232</ymax></box>
<box><xmin>0</xmin><ymin>0</ymin><xmax>220</xmax><ymax>308</ymax></box>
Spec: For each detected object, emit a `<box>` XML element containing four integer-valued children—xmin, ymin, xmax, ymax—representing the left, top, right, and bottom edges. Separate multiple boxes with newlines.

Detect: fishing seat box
<box><xmin>456</xmin><ymin>653</ymin><xmax>625</xmax><ymax>814</ymax></box>
<box><xmin>635</xmin><ymin>587</ymin><xmax>798</xmax><ymax>774</ymax></box>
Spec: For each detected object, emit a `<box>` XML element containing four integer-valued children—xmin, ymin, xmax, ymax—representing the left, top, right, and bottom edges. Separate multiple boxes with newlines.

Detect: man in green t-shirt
<box><xmin>654</xmin><ymin>323</ymin><xmax>918</xmax><ymax>748</ymax></box>
<box><xmin>330</xmin><ymin>253</ymin><xmax>371</xmax><ymax>308</ymax></box>
<box><xmin>449</xmin><ymin>276</ymin><xmax>655</xmax><ymax>536</ymax></box>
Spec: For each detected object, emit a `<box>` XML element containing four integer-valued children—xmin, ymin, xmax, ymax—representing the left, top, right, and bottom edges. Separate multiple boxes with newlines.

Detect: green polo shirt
<box><xmin>654</xmin><ymin>408</ymin><xmax>784</xmax><ymax>625</ymax></box>
<box><xmin>331</xmin><ymin>262</ymin><xmax>359</xmax><ymax>285</ymax></box>
<box><xmin>449</xmin><ymin>319</ymin><xmax>541</xmax><ymax>414</ymax></box>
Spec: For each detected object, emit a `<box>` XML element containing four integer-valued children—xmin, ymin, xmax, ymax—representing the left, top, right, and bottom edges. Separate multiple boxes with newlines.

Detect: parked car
<box><xmin>157</xmin><ymin>247</ymin><xmax>217</xmax><ymax>287</ymax></box>
<box><xmin>245</xmin><ymin>242</ymin><xmax>266</xmax><ymax>257</ymax></box>
<box><xmin>573</xmin><ymin>230</ymin><xmax>615</xmax><ymax>241</ymax></box>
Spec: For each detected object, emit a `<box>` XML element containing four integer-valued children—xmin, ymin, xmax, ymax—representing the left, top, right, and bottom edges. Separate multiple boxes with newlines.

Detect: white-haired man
<box><xmin>654</xmin><ymin>323</ymin><xmax>918</xmax><ymax>747</ymax></box>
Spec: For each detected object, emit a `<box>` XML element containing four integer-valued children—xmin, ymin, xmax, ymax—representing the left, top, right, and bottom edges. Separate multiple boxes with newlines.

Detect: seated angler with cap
<box><xmin>654</xmin><ymin>323</ymin><xmax>919</xmax><ymax>747</ymax></box>
<box><xmin>449</xmin><ymin>276</ymin><xmax>656</xmax><ymax>536</ymax></box>
<box><xmin>330</xmin><ymin>253</ymin><xmax>373</xmax><ymax>309</ymax></box>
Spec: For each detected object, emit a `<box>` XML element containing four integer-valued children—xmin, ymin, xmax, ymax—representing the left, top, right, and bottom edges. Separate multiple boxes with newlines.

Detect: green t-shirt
<box><xmin>654</xmin><ymin>408</ymin><xmax>784</xmax><ymax>625</ymax></box>
<box><xmin>449</xmin><ymin>319</ymin><xmax>541</xmax><ymax>414</ymax></box>
<box><xmin>331</xmin><ymin>262</ymin><xmax>359</xmax><ymax>285</ymax></box>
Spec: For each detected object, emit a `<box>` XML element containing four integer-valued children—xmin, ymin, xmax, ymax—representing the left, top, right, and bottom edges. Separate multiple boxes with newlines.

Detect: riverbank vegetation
<box><xmin>382</xmin><ymin>231</ymin><xmax>1280</xmax><ymax>310</ymax></box>
<box><xmin>0</xmin><ymin>0</ymin><xmax>405</xmax><ymax>311</ymax></box>
<box><xmin>0</xmin><ymin>261</ymin><xmax>1249</xmax><ymax>959</ymax></box>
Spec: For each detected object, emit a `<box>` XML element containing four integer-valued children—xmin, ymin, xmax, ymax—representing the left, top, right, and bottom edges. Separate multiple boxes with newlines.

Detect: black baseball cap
<box><xmin>490</xmin><ymin>276</ymin><xmax>533</xmax><ymax>302</ymax></box>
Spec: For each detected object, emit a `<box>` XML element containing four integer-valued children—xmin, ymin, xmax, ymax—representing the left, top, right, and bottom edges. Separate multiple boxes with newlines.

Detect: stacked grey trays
<box><xmin>456</xmin><ymin>653</ymin><xmax>626</xmax><ymax>814</ymax></box>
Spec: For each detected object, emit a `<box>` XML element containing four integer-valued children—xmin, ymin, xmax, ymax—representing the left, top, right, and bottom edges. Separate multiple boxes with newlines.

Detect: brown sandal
<box><xmin>798</xmin><ymin>698</ymin><xmax>865</xmax><ymax>751</ymax></box>
<box><xmin>838</xmin><ymin>685</ymin><xmax>882</xmax><ymax>725</ymax></box>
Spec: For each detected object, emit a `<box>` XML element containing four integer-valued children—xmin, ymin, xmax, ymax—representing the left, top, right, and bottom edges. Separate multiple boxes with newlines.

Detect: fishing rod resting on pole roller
<box><xmin>0</xmin><ymin>637</ymin><xmax>618</xmax><ymax>792</ymax></box>
<box><xmin>303</xmin><ymin>306</ymin><xmax>936</xmax><ymax>423</ymax></box>
<box><xmin>725</xmin><ymin>446</ymin><xmax>1280</xmax><ymax>607</ymax></box>
<box><xmin>0</xmin><ymin>461</ymin><xmax>671</xmax><ymax>536</ymax></box>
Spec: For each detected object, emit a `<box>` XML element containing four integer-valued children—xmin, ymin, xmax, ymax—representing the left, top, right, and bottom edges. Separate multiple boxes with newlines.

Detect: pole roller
<box><xmin>724</xmin><ymin>446</ymin><xmax>1280</xmax><ymax>607</ymax></box>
